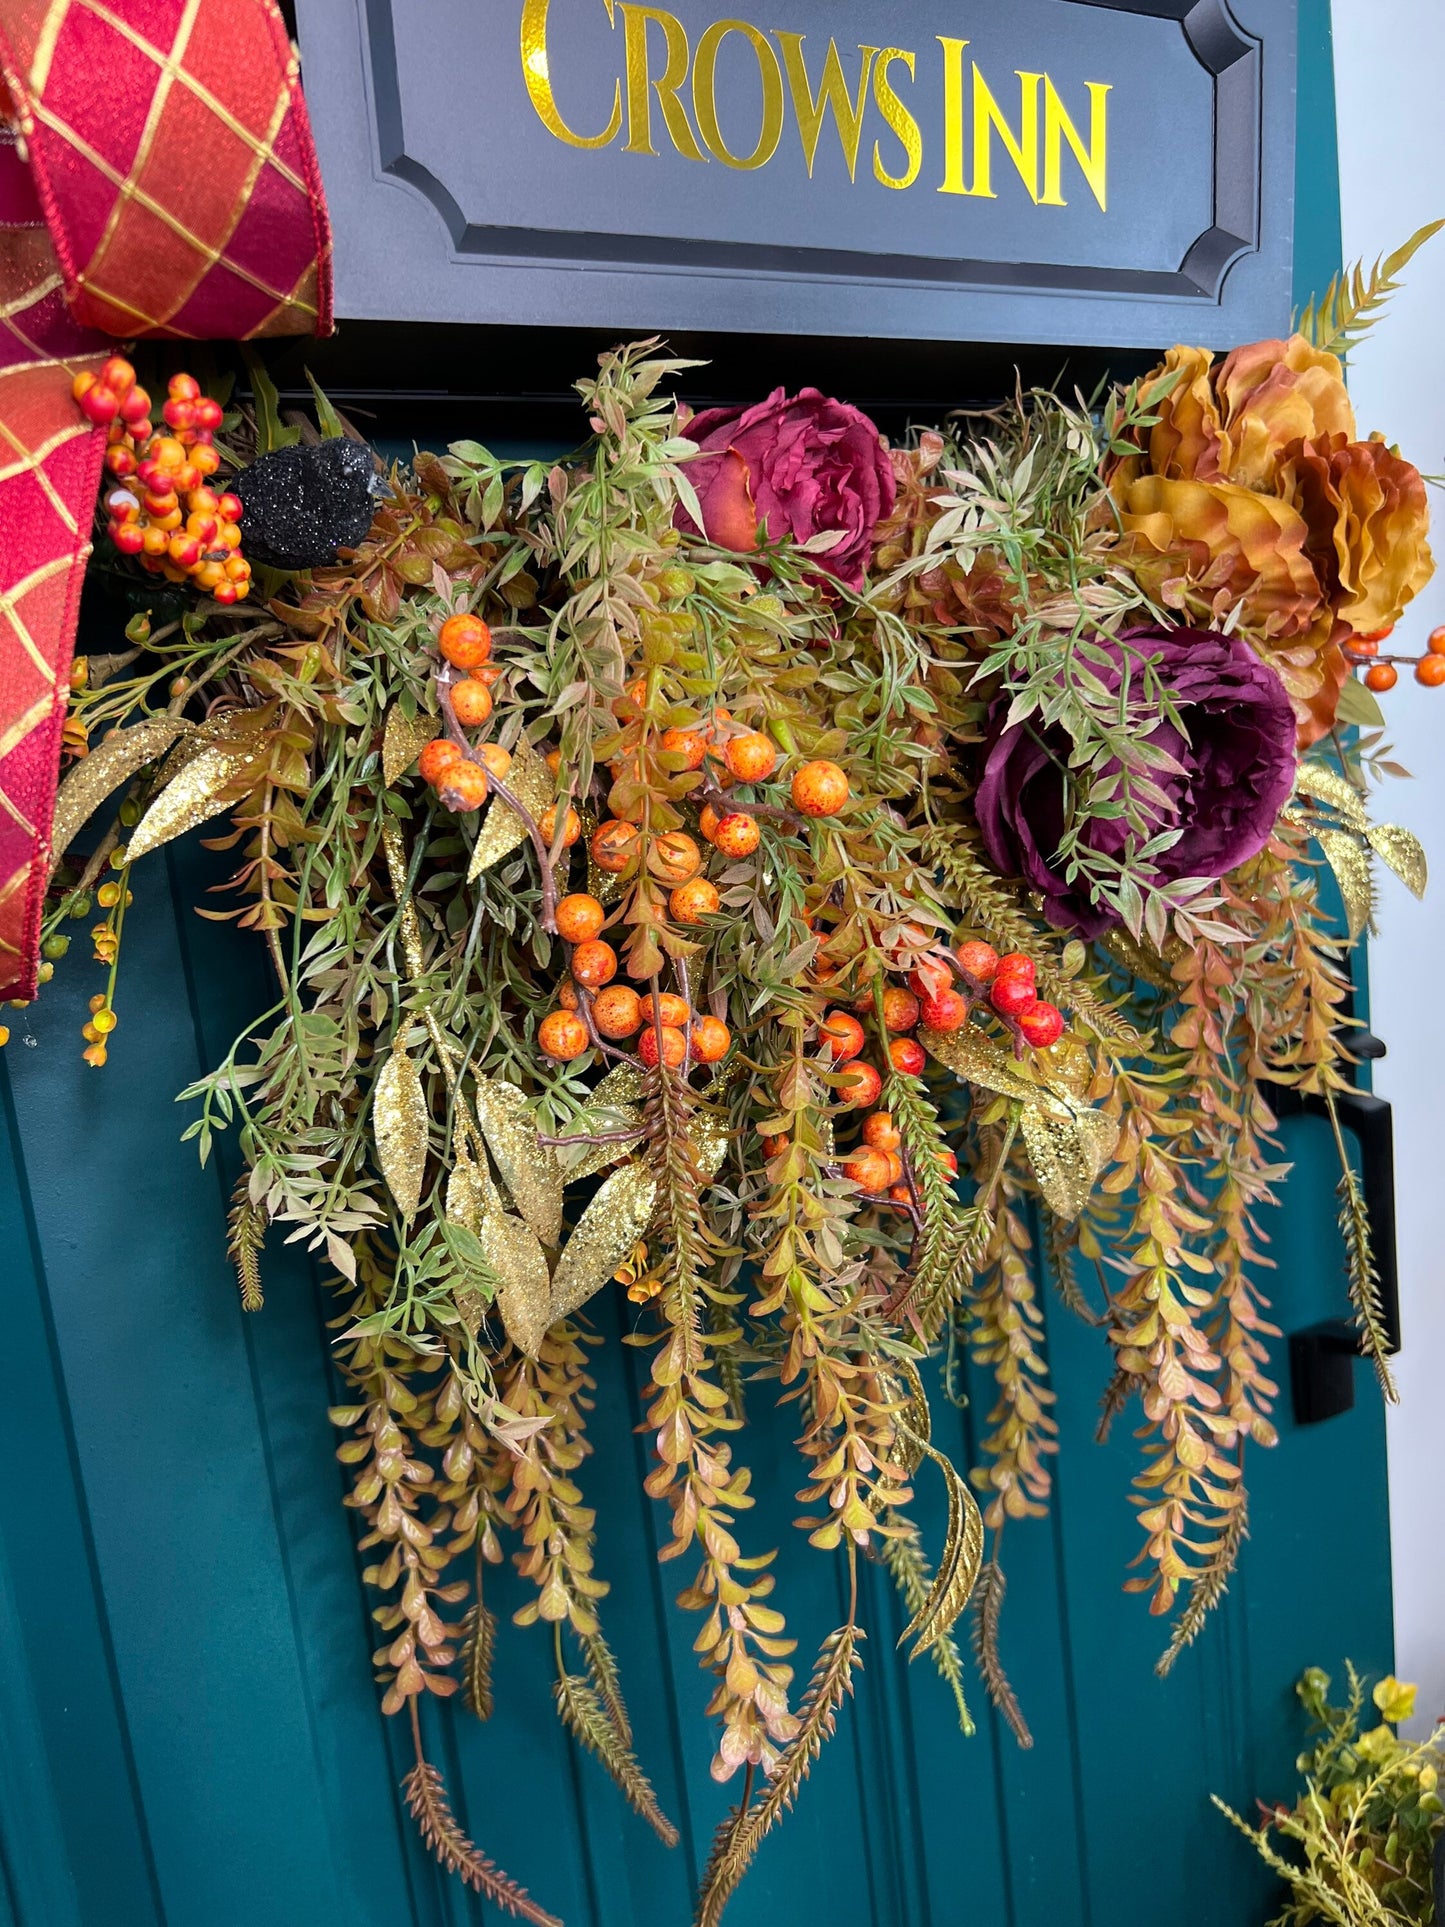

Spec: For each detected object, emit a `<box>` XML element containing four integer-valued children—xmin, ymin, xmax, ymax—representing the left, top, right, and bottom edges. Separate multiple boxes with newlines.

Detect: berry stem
<box><xmin>435</xmin><ymin>672</ymin><xmax>558</xmax><ymax>932</ymax></box>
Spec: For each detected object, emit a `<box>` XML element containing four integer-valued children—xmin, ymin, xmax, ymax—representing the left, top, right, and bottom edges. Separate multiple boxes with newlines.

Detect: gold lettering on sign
<box><xmin>516</xmin><ymin>6</ymin><xmax>1112</xmax><ymax>213</ymax></box>
<box><xmin>871</xmin><ymin>47</ymin><xmax>921</xmax><ymax>191</ymax></box>
<box><xmin>693</xmin><ymin>19</ymin><xmax>785</xmax><ymax>169</ymax></box>
<box><xmin>520</xmin><ymin>0</ymin><xmax>622</xmax><ymax>149</ymax></box>
<box><xmin>936</xmin><ymin>35</ymin><xmax>970</xmax><ymax>195</ymax></box>
<box><xmin>621</xmin><ymin>4</ymin><xmax>707</xmax><ymax>160</ymax></box>
<box><xmin>970</xmin><ymin>66</ymin><xmax>1042</xmax><ymax>201</ymax></box>
<box><xmin>1041</xmin><ymin>76</ymin><xmax>1110</xmax><ymax>211</ymax></box>
<box><xmin>773</xmin><ymin>33</ymin><xmax>878</xmax><ymax>182</ymax></box>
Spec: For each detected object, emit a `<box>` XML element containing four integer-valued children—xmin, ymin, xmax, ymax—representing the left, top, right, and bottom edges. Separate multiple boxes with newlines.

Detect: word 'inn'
<box><xmin>521</xmin><ymin>0</ymin><xmax>1113</xmax><ymax>209</ymax></box>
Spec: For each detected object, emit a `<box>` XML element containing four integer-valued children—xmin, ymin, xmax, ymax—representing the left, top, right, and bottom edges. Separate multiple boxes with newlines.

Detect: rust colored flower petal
<box><xmin>1119</xmin><ymin>474</ymin><xmax>1324</xmax><ymax>638</ymax></box>
<box><xmin>1136</xmin><ymin>344</ymin><xmax>1230</xmax><ymax>482</ymax></box>
<box><xmin>1215</xmin><ymin>334</ymin><xmax>1356</xmax><ymax>489</ymax></box>
<box><xmin>1279</xmin><ymin>431</ymin><xmax>1434</xmax><ymax>635</ymax></box>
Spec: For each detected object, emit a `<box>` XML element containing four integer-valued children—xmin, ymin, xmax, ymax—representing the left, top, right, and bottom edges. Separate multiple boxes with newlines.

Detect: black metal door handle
<box><xmin>1268</xmin><ymin>1024</ymin><xmax>1401</xmax><ymax>1425</ymax></box>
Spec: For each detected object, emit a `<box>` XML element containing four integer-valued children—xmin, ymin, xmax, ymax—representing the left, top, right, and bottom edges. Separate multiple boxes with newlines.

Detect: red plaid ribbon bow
<box><xmin>0</xmin><ymin>0</ymin><xmax>330</xmax><ymax>998</ymax></box>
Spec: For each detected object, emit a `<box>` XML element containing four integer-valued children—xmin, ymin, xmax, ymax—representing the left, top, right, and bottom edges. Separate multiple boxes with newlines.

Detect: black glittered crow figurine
<box><xmin>231</xmin><ymin>438</ymin><xmax>380</xmax><ymax>572</ymax></box>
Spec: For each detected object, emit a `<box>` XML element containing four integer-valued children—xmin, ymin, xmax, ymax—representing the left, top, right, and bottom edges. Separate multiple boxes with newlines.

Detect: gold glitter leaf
<box><xmin>49</xmin><ymin>715</ymin><xmax>189</xmax><ymax>868</ymax></box>
<box><xmin>551</xmin><ymin>1161</ymin><xmax>658</xmax><ymax>1322</ymax></box>
<box><xmin>375</xmin><ymin>1045</ymin><xmax>430</xmax><ymax>1221</ymax></box>
<box><xmin>921</xmin><ymin>1023</ymin><xmax>1040</xmax><ymax>1103</ymax></box>
<box><xmin>1019</xmin><ymin>1100</ymin><xmax>1120</xmax><ymax>1222</ymax></box>
<box><xmin>466</xmin><ymin>734</ymin><xmax>556</xmax><ymax>880</ymax></box>
<box><xmin>590</xmin><ymin>1061</ymin><xmax>648</xmax><ymax>1109</ymax></box>
<box><xmin>127</xmin><ymin>740</ymin><xmax>269</xmax><ymax>861</ymax></box>
<box><xmin>1367</xmin><ymin>822</ymin><xmax>1427</xmax><ymax>900</ymax></box>
<box><xmin>383</xmin><ymin>705</ymin><xmax>437</xmax><ymax>788</ymax></box>
<box><xmin>898</xmin><ymin>1435</ymin><xmax>984</xmax><ymax>1660</ymax></box>
<box><xmin>1296</xmin><ymin>761</ymin><xmax>1370</xmax><ymax>827</ymax></box>
<box><xmin>154</xmin><ymin>704</ymin><xmax>265</xmax><ymax>783</ymax></box>
<box><xmin>690</xmin><ymin>1104</ymin><xmax>730</xmax><ymax>1184</ymax></box>
<box><xmin>472</xmin><ymin>1076</ymin><xmax>563</xmax><ymax>1245</ymax></box>
<box><xmin>481</xmin><ymin>1212</ymin><xmax>554</xmax><ymax>1358</ymax></box>
<box><xmin>1317</xmin><ymin>827</ymin><xmax>1374</xmax><ymax>940</ymax></box>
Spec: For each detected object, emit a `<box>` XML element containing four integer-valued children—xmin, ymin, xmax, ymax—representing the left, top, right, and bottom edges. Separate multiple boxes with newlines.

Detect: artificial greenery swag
<box><xmin>30</xmin><ymin>231</ymin><xmax>1440</xmax><ymax>1923</ymax></box>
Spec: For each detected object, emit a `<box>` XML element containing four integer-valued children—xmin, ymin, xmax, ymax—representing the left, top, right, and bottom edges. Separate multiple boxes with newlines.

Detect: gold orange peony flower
<box><xmin>1114</xmin><ymin>334</ymin><xmax>1433</xmax><ymax>741</ymax></box>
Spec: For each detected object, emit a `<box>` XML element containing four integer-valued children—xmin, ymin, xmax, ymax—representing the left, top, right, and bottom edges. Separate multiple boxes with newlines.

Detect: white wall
<box><xmin>1333</xmin><ymin>0</ymin><xmax>1445</xmax><ymax>1734</ymax></box>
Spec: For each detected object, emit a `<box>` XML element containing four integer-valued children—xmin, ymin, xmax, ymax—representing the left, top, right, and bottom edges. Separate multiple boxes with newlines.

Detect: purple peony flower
<box><xmin>975</xmin><ymin>625</ymin><xmax>1298</xmax><ymax>937</ymax></box>
<box><xmin>679</xmin><ymin>387</ymin><xmax>895</xmax><ymax>591</ymax></box>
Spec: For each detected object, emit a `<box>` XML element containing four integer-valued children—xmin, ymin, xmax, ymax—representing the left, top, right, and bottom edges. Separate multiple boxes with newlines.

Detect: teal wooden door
<box><xmin>0</xmin><ymin>10</ymin><xmax>1393</xmax><ymax>1923</ymax></box>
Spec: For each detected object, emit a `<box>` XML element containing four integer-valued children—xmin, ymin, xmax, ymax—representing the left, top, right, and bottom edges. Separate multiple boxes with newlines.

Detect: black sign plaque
<box><xmin>296</xmin><ymin>0</ymin><xmax>1297</xmax><ymax>348</ymax></box>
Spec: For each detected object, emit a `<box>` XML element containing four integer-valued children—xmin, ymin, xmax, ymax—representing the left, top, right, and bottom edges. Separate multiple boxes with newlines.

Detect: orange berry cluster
<box><xmin>839</xmin><ymin>1113</ymin><xmax>959</xmax><ymax>1206</ymax></box>
<box><xmin>74</xmin><ymin>364</ymin><xmax>251</xmax><ymax>603</ymax></box>
<box><xmin>538</xmin><ymin>899</ymin><xmax>732</xmax><ymax>1070</ymax></box>
<box><xmin>1347</xmin><ymin>621</ymin><xmax>1445</xmax><ymax>693</ymax></box>
<box><xmin>416</xmin><ymin>614</ymin><xmax>510</xmax><ymax>811</ymax></box>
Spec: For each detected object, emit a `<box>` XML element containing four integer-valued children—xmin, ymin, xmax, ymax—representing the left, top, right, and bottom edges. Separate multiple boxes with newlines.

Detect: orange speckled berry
<box><xmin>638</xmin><ymin>1023</ymin><xmax>686</xmax><ymax>1069</ymax></box>
<box><xmin>476</xmin><ymin>743</ymin><xmax>512</xmax><ymax>780</ymax></box>
<box><xmin>660</xmin><ymin>727</ymin><xmax>707</xmax><ymax>770</ymax></box>
<box><xmin>591</xmin><ymin>820</ymin><xmax>639</xmax><ymax>872</ymax></box>
<box><xmin>539</xmin><ymin>1010</ymin><xmax>589</xmax><ymax>1060</ymax></box>
<box><xmin>670</xmin><ymin>877</ymin><xmax>720</xmax><ymax>924</ymax></box>
<box><xmin>451</xmin><ymin>678</ymin><xmax>493</xmax><ymax>727</ymax></box>
<box><xmin>711</xmin><ymin>811</ymin><xmax>761</xmax><ymax>858</ymax></box>
<box><xmin>437</xmin><ymin>761</ymin><xmax>489</xmax><ymax>813</ymax></box>
<box><xmin>592</xmin><ymin>985</ymin><xmax>642</xmax><ymax>1038</ymax></box>
<box><xmin>438</xmin><ymin>612</ymin><xmax>492</xmax><ymax>669</ymax></box>
<box><xmin>656</xmin><ymin>993</ymin><xmax>691</xmax><ymax>1028</ymax></box>
<box><xmin>955</xmin><ymin>940</ymin><xmax>999</xmax><ymax>984</ymax></box>
<box><xmin>791</xmin><ymin>760</ymin><xmax>848</xmax><ymax>817</ymax></box>
<box><xmin>723</xmin><ymin>731</ymin><xmax>778</xmax><ymax>783</ymax></box>
<box><xmin>690</xmin><ymin>1014</ymin><xmax>731</xmax><ymax>1063</ymax></box>
<box><xmin>541</xmin><ymin>804</ymin><xmax>582</xmax><ymax>847</ymax></box>
<box><xmin>862</xmin><ymin>1112</ymin><xmax>901</xmax><ymax>1152</ymax></box>
<box><xmin>418</xmin><ymin>739</ymin><xmax>461</xmax><ymax>788</ymax></box>
<box><xmin>556</xmin><ymin>893</ymin><xmax>606</xmax><ymax>943</ymax></box>
<box><xmin>650</xmin><ymin>832</ymin><xmax>702</xmax><ymax>885</ymax></box>
<box><xmin>571</xmin><ymin>940</ymin><xmax>617</xmax><ymax>988</ymax></box>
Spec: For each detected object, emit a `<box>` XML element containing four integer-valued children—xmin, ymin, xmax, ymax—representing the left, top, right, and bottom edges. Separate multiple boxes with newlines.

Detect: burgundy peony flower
<box><xmin>975</xmin><ymin>626</ymin><xmax>1298</xmax><ymax>937</ymax></box>
<box><xmin>679</xmin><ymin>387</ymin><xmax>895</xmax><ymax>591</ymax></box>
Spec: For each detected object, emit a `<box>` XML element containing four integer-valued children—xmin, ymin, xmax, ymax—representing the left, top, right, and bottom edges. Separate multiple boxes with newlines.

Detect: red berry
<box><xmin>99</xmin><ymin>356</ymin><xmax>135</xmax><ymax>396</ymax></box>
<box><xmin>955</xmin><ymin>940</ymin><xmax>999</xmax><ymax>984</ymax></box>
<box><xmin>994</xmin><ymin>952</ymin><xmax>1035</xmax><ymax>983</ymax></box>
<box><xmin>80</xmin><ymin>384</ymin><xmax>120</xmax><ymax>425</ymax></box>
<box><xmin>1016</xmin><ymin>1000</ymin><xmax>1065</xmax><ymax>1049</ymax></box>
<box><xmin>217</xmin><ymin>493</ymin><xmax>243</xmax><ymax>522</ymax></box>
<box><xmin>195</xmin><ymin>397</ymin><xmax>224</xmax><ymax>432</ymax></box>
<box><xmin>842</xmin><ymin>1148</ymin><xmax>892</xmax><ymax>1194</ymax></box>
<box><xmin>168</xmin><ymin>373</ymin><xmax>202</xmax><ymax>401</ymax></box>
<box><xmin>163</xmin><ymin>397</ymin><xmax>197</xmax><ymax>432</ymax></box>
<box><xmin>110</xmin><ymin>522</ymin><xmax>145</xmax><ymax>556</ymax></box>
<box><xmin>104</xmin><ymin>445</ymin><xmax>137</xmax><ymax>478</ymax></box>
<box><xmin>881</xmin><ymin>987</ymin><xmax>920</xmax><ymax>1032</ymax></box>
<box><xmin>919</xmin><ymin>989</ymin><xmax>967</xmax><ymax>1032</ymax></box>
<box><xmin>119</xmin><ymin>387</ymin><xmax>152</xmax><ymax>426</ymax></box>
<box><xmin>820</xmin><ymin>1010</ymin><xmax>866</xmax><ymax>1061</ymax></box>
<box><xmin>990</xmin><ymin>974</ymin><xmax>1037</xmax><ymax>1018</ymax></box>
<box><xmin>909</xmin><ymin>956</ymin><xmax>954</xmax><ymax>1001</ymax></box>
<box><xmin>837</xmin><ymin>1061</ymin><xmax>883</xmax><ymax>1109</ymax></box>
<box><xmin>862</xmin><ymin>1112</ymin><xmax>901</xmax><ymax>1151</ymax></box>
<box><xmin>889</xmin><ymin>1036</ymin><xmax>926</xmax><ymax>1076</ymax></box>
